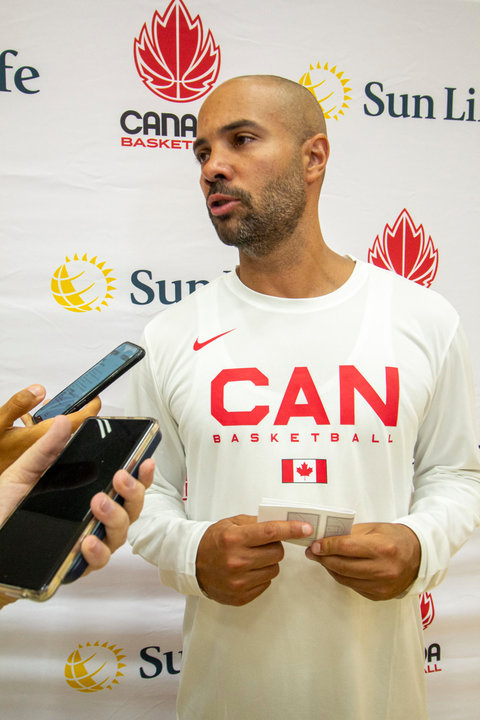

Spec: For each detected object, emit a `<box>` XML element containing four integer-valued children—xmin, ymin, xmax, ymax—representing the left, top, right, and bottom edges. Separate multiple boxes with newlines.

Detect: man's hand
<box><xmin>0</xmin><ymin>412</ymin><xmax>73</xmax><ymax>523</ymax></box>
<box><xmin>0</xmin><ymin>415</ymin><xmax>155</xmax><ymax>608</ymax></box>
<box><xmin>80</xmin><ymin>457</ymin><xmax>155</xmax><ymax>573</ymax></box>
<box><xmin>196</xmin><ymin>514</ymin><xmax>313</xmax><ymax>606</ymax></box>
<box><xmin>0</xmin><ymin>385</ymin><xmax>101</xmax><ymax>474</ymax></box>
<box><xmin>306</xmin><ymin>522</ymin><xmax>421</xmax><ymax>601</ymax></box>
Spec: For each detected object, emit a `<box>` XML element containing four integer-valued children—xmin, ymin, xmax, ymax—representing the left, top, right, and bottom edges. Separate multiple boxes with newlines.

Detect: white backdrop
<box><xmin>1</xmin><ymin>1</ymin><xmax>479</xmax><ymax>717</ymax></box>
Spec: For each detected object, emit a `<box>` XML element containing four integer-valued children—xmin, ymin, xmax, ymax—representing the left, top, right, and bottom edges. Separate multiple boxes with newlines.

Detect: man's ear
<box><xmin>304</xmin><ymin>134</ymin><xmax>329</xmax><ymax>183</ymax></box>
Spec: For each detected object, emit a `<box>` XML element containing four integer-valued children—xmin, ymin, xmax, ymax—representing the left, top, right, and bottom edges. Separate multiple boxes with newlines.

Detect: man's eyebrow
<box><xmin>193</xmin><ymin>119</ymin><xmax>263</xmax><ymax>153</ymax></box>
<box><xmin>221</xmin><ymin>119</ymin><xmax>263</xmax><ymax>133</ymax></box>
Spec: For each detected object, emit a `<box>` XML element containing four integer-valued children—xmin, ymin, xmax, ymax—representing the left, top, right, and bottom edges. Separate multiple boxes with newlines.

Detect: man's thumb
<box><xmin>0</xmin><ymin>386</ymin><xmax>46</xmax><ymax>429</ymax></box>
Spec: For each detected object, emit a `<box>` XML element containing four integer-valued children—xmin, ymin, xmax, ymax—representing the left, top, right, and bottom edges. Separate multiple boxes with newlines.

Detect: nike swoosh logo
<box><xmin>193</xmin><ymin>329</ymin><xmax>235</xmax><ymax>351</ymax></box>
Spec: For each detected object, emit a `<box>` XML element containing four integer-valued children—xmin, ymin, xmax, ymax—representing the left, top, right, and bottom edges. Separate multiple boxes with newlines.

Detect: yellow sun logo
<box><xmin>299</xmin><ymin>61</ymin><xmax>352</xmax><ymax>120</ymax></box>
<box><xmin>51</xmin><ymin>253</ymin><xmax>116</xmax><ymax>313</ymax></box>
<box><xmin>64</xmin><ymin>641</ymin><xmax>126</xmax><ymax>692</ymax></box>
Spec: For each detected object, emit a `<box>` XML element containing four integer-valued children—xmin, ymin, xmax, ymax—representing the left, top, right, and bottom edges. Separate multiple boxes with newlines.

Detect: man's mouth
<box><xmin>207</xmin><ymin>193</ymin><xmax>241</xmax><ymax>217</ymax></box>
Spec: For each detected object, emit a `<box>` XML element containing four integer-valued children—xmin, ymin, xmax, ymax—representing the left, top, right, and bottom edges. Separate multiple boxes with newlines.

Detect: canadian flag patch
<box><xmin>282</xmin><ymin>458</ymin><xmax>327</xmax><ymax>484</ymax></box>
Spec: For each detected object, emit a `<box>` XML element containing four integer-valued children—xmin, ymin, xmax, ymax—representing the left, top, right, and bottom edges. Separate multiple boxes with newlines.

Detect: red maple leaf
<box><xmin>134</xmin><ymin>0</ymin><xmax>221</xmax><ymax>103</ymax></box>
<box><xmin>296</xmin><ymin>462</ymin><xmax>313</xmax><ymax>477</ymax></box>
<box><xmin>368</xmin><ymin>209</ymin><xmax>438</xmax><ymax>287</ymax></box>
<box><xmin>420</xmin><ymin>592</ymin><xmax>435</xmax><ymax>630</ymax></box>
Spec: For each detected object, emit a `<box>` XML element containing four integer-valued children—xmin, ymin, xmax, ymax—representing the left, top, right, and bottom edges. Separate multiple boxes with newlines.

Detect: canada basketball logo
<box><xmin>420</xmin><ymin>592</ymin><xmax>435</xmax><ymax>631</ymax></box>
<box><xmin>299</xmin><ymin>61</ymin><xmax>352</xmax><ymax>120</ymax></box>
<box><xmin>51</xmin><ymin>254</ymin><xmax>116</xmax><ymax>313</ymax></box>
<box><xmin>134</xmin><ymin>0</ymin><xmax>221</xmax><ymax>102</ymax></box>
<box><xmin>368</xmin><ymin>209</ymin><xmax>439</xmax><ymax>287</ymax></box>
<box><xmin>64</xmin><ymin>641</ymin><xmax>126</xmax><ymax>692</ymax></box>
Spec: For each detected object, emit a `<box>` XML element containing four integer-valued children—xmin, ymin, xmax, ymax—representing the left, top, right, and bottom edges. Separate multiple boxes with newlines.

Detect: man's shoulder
<box><xmin>143</xmin><ymin>272</ymin><xmax>228</xmax><ymax>336</ymax></box>
<box><xmin>365</xmin><ymin>262</ymin><xmax>459</xmax><ymax>325</ymax></box>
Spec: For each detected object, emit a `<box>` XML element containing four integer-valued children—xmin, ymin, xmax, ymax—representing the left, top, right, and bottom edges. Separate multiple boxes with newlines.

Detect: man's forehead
<box><xmin>197</xmin><ymin>82</ymin><xmax>285</xmax><ymax>137</ymax></box>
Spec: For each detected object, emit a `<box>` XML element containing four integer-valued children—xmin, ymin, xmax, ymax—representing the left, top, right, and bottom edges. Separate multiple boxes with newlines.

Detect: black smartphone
<box><xmin>32</xmin><ymin>341</ymin><xmax>145</xmax><ymax>423</ymax></box>
<box><xmin>0</xmin><ymin>416</ymin><xmax>160</xmax><ymax>602</ymax></box>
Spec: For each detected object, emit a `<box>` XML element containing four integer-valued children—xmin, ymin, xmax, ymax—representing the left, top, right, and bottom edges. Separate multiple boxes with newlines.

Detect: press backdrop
<box><xmin>1</xmin><ymin>1</ymin><xmax>479</xmax><ymax>717</ymax></box>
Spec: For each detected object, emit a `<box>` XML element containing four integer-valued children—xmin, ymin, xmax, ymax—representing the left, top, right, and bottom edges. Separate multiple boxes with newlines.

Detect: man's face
<box><xmin>194</xmin><ymin>80</ymin><xmax>307</xmax><ymax>258</ymax></box>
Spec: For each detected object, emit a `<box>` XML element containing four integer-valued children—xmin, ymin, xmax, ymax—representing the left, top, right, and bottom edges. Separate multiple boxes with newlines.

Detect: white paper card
<box><xmin>258</xmin><ymin>498</ymin><xmax>356</xmax><ymax>546</ymax></box>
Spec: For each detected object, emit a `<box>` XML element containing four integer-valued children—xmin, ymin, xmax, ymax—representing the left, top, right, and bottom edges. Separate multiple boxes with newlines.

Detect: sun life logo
<box><xmin>299</xmin><ymin>61</ymin><xmax>352</xmax><ymax>120</ymax></box>
<box><xmin>51</xmin><ymin>254</ymin><xmax>116</xmax><ymax>312</ymax></box>
<box><xmin>65</xmin><ymin>641</ymin><xmax>126</xmax><ymax>693</ymax></box>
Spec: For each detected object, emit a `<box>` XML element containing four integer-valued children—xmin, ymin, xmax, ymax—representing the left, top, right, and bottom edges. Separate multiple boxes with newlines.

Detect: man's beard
<box><xmin>207</xmin><ymin>160</ymin><xmax>306</xmax><ymax>259</ymax></box>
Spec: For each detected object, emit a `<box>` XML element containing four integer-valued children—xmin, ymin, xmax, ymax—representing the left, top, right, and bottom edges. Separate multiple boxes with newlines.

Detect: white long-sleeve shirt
<box><xmin>128</xmin><ymin>261</ymin><xmax>480</xmax><ymax>720</ymax></box>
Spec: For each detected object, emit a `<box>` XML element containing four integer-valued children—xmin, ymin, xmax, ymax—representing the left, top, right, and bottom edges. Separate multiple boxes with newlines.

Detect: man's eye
<box><xmin>195</xmin><ymin>150</ymin><xmax>210</xmax><ymax>164</ymax></box>
<box><xmin>234</xmin><ymin>135</ymin><xmax>254</xmax><ymax>147</ymax></box>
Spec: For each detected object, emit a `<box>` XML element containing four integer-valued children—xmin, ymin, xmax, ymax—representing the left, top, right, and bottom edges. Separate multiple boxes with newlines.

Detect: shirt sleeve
<box><xmin>127</xmin><ymin>331</ymin><xmax>212</xmax><ymax>598</ymax></box>
<box><xmin>395</xmin><ymin>323</ymin><xmax>480</xmax><ymax>595</ymax></box>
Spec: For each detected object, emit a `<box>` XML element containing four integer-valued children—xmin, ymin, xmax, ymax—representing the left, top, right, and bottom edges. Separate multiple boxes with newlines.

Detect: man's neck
<box><xmin>236</xmin><ymin>230</ymin><xmax>355</xmax><ymax>299</ymax></box>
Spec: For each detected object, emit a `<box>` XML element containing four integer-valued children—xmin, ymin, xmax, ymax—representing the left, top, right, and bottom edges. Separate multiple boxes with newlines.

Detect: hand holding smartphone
<box><xmin>32</xmin><ymin>341</ymin><xmax>145</xmax><ymax>423</ymax></box>
<box><xmin>0</xmin><ymin>416</ymin><xmax>160</xmax><ymax>602</ymax></box>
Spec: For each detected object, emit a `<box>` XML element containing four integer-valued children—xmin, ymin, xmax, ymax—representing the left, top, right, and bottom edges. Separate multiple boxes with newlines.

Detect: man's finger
<box><xmin>0</xmin><ymin>386</ymin><xmax>46</xmax><ymax>429</ymax></box>
<box><xmin>135</xmin><ymin>458</ymin><xmax>155</xmax><ymax>490</ymax></box>
<box><xmin>231</xmin><ymin>514</ymin><xmax>259</xmax><ymax>526</ymax></box>
<box><xmin>80</xmin><ymin>534</ymin><xmax>111</xmax><ymax>572</ymax></box>
<box><xmin>307</xmin><ymin>549</ymin><xmax>379</xmax><ymax>580</ymax></box>
<box><xmin>66</xmin><ymin>396</ymin><xmax>102</xmax><ymax>429</ymax></box>
<box><xmin>309</xmin><ymin>522</ymin><xmax>389</xmax><ymax>558</ymax></box>
<box><xmin>90</xmin><ymin>492</ymin><xmax>129</xmax><ymax>555</ymax></box>
<box><xmin>243</xmin><ymin>519</ymin><xmax>313</xmax><ymax>548</ymax></box>
<box><xmin>81</xmin><ymin>460</ymin><xmax>155</xmax><ymax>575</ymax></box>
<box><xmin>0</xmin><ymin>415</ymin><xmax>72</xmax><ymax>488</ymax></box>
<box><xmin>310</xmin><ymin>534</ymin><xmax>375</xmax><ymax>559</ymax></box>
<box><xmin>311</xmin><ymin>521</ymin><xmax>403</xmax><ymax>559</ymax></box>
<box><xmin>111</xmin><ymin>465</ymin><xmax>150</xmax><ymax>526</ymax></box>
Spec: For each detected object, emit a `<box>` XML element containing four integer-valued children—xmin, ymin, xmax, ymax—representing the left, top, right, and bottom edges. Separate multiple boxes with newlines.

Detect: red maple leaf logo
<box><xmin>296</xmin><ymin>462</ymin><xmax>313</xmax><ymax>477</ymax></box>
<box><xmin>134</xmin><ymin>0</ymin><xmax>221</xmax><ymax>103</ymax></box>
<box><xmin>368</xmin><ymin>209</ymin><xmax>438</xmax><ymax>287</ymax></box>
<box><xmin>420</xmin><ymin>592</ymin><xmax>435</xmax><ymax>630</ymax></box>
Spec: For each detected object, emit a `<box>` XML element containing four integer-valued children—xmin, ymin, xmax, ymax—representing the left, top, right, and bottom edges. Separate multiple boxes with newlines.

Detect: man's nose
<box><xmin>201</xmin><ymin>151</ymin><xmax>234</xmax><ymax>184</ymax></box>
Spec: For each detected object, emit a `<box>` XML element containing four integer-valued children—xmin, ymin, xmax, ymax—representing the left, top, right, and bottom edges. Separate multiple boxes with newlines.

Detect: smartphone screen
<box><xmin>32</xmin><ymin>341</ymin><xmax>145</xmax><ymax>422</ymax></box>
<box><xmin>0</xmin><ymin>417</ymin><xmax>159</xmax><ymax>597</ymax></box>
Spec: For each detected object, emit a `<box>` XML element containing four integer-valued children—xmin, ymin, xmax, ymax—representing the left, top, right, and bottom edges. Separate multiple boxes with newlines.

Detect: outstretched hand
<box><xmin>196</xmin><ymin>514</ymin><xmax>313</xmax><ymax>606</ymax></box>
<box><xmin>0</xmin><ymin>415</ymin><xmax>155</xmax><ymax>608</ymax></box>
<box><xmin>80</xmin><ymin>457</ymin><xmax>155</xmax><ymax>573</ymax></box>
<box><xmin>306</xmin><ymin>522</ymin><xmax>421</xmax><ymax>601</ymax></box>
<box><xmin>0</xmin><ymin>385</ymin><xmax>101</xmax><ymax>474</ymax></box>
<box><xmin>0</xmin><ymin>413</ymin><xmax>73</xmax><ymax>525</ymax></box>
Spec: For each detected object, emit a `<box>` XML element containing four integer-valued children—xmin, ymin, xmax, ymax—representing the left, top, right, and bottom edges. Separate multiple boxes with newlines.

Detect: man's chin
<box><xmin>210</xmin><ymin>216</ymin><xmax>239</xmax><ymax>245</ymax></box>
<box><xmin>217</xmin><ymin>233</ymin><xmax>273</xmax><ymax>259</ymax></box>
<box><xmin>210</xmin><ymin>215</ymin><xmax>273</xmax><ymax>257</ymax></box>
<box><xmin>216</xmin><ymin>233</ymin><xmax>240</xmax><ymax>249</ymax></box>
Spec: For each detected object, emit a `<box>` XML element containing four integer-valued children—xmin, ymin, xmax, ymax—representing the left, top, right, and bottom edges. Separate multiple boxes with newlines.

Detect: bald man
<box><xmin>127</xmin><ymin>75</ymin><xmax>480</xmax><ymax>720</ymax></box>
